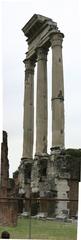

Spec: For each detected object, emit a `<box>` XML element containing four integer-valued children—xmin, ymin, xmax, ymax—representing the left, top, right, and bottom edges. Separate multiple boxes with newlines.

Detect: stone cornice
<box><xmin>22</xmin><ymin>14</ymin><xmax>58</xmax><ymax>44</ymax></box>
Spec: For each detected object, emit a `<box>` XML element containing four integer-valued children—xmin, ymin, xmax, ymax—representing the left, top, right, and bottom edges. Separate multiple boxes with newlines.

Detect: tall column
<box><xmin>51</xmin><ymin>32</ymin><xmax>64</xmax><ymax>149</ymax></box>
<box><xmin>22</xmin><ymin>58</ymin><xmax>35</xmax><ymax>159</ymax></box>
<box><xmin>36</xmin><ymin>48</ymin><xmax>48</xmax><ymax>154</ymax></box>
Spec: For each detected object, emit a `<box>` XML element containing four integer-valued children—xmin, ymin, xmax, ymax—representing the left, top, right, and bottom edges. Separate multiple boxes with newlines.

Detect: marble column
<box><xmin>36</xmin><ymin>48</ymin><xmax>48</xmax><ymax>154</ymax></box>
<box><xmin>22</xmin><ymin>58</ymin><xmax>35</xmax><ymax>159</ymax></box>
<box><xmin>51</xmin><ymin>32</ymin><xmax>64</xmax><ymax>149</ymax></box>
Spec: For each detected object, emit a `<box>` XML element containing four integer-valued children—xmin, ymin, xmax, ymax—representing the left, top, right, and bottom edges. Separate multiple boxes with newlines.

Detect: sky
<box><xmin>0</xmin><ymin>0</ymin><xmax>81</xmax><ymax>177</ymax></box>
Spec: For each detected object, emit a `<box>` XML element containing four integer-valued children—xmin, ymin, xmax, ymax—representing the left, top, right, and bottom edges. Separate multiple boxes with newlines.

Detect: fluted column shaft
<box><xmin>22</xmin><ymin>59</ymin><xmax>35</xmax><ymax>159</ymax></box>
<box><xmin>36</xmin><ymin>48</ymin><xmax>48</xmax><ymax>154</ymax></box>
<box><xmin>51</xmin><ymin>32</ymin><xmax>64</xmax><ymax>149</ymax></box>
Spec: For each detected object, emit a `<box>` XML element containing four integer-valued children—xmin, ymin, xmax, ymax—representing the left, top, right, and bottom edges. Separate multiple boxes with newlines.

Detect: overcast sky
<box><xmin>0</xmin><ymin>0</ymin><xmax>81</xmax><ymax>177</ymax></box>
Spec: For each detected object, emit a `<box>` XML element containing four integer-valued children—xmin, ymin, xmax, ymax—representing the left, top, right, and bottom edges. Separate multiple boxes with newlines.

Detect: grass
<box><xmin>0</xmin><ymin>217</ymin><xmax>77</xmax><ymax>239</ymax></box>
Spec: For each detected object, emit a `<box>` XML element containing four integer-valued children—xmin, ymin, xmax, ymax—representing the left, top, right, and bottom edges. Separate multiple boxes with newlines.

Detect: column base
<box><xmin>35</xmin><ymin>152</ymin><xmax>49</xmax><ymax>159</ymax></box>
<box><xmin>21</xmin><ymin>157</ymin><xmax>33</xmax><ymax>164</ymax></box>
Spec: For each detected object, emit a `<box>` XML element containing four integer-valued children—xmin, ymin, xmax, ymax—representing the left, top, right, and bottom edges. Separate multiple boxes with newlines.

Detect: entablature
<box><xmin>22</xmin><ymin>14</ymin><xmax>59</xmax><ymax>60</ymax></box>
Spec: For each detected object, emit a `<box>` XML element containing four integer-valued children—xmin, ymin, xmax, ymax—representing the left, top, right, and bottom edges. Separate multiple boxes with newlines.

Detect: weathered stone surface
<box><xmin>18</xmin><ymin>14</ymin><xmax>80</xmax><ymax>220</ymax></box>
<box><xmin>0</xmin><ymin>131</ymin><xmax>9</xmax><ymax>195</ymax></box>
<box><xmin>19</xmin><ymin>148</ymin><xmax>80</xmax><ymax>218</ymax></box>
<box><xmin>22</xmin><ymin>59</ymin><xmax>35</xmax><ymax>159</ymax></box>
<box><xmin>0</xmin><ymin>199</ymin><xmax>18</xmax><ymax>226</ymax></box>
<box><xmin>51</xmin><ymin>33</ymin><xmax>64</xmax><ymax>149</ymax></box>
<box><xmin>36</xmin><ymin>48</ymin><xmax>48</xmax><ymax>154</ymax></box>
<box><xmin>22</xmin><ymin>14</ymin><xmax>64</xmax><ymax>160</ymax></box>
<box><xmin>22</xmin><ymin>14</ymin><xmax>58</xmax><ymax>58</ymax></box>
<box><xmin>0</xmin><ymin>131</ymin><xmax>18</xmax><ymax>226</ymax></box>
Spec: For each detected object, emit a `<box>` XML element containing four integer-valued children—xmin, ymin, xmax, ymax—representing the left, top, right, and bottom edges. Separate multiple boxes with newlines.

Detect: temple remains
<box><xmin>1</xmin><ymin>14</ymin><xmax>81</xmax><ymax>222</ymax></box>
<box><xmin>17</xmin><ymin>14</ymin><xmax>80</xmax><ymax>219</ymax></box>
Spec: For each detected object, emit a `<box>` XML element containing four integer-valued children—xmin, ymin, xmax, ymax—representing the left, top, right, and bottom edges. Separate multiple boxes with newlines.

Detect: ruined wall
<box><xmin>50</xmin><ymin>148</ymin><xmax>80</xmax><ymax>218</ymax></box>
<box><xmin>0</xmin><ymin>131</ymin><xmax>18</xmax><ymax>226</ymax></box>
<box><xmin>0</xmin><ymin>131</ymin><xmax>9</xmax><ymax>196</ymax></box>
<box><xmin>18</xmin><ymin>148</ymin><xmax>80</xmax><ymax>219</ymax></box>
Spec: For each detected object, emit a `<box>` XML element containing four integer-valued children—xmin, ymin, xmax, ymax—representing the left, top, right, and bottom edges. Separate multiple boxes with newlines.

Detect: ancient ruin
<box><xmin>1</xmin><ymin>14</ymin><xmax>81</xmax><ymax>222</ymax></box>
<box><xmin>16</xmin><ymin>14</ymin><xmax>81</xmax><ymax>219</ymax></box>
<box><xmin>0</xmin><ymin>131</ymin><xmax>18</xmax><ymax>226</ymax></box>
<box><xmin>22</xmin><ymin>14</ymin><xmax>64</xmax><ymax>159</ymax></box>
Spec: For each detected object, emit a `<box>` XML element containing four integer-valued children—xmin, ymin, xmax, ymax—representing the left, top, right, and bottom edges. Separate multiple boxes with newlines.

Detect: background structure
<box><xmin>0</xmin><ymin>0</ymin><xmax>81</xmax><ymax>176</ymax></box>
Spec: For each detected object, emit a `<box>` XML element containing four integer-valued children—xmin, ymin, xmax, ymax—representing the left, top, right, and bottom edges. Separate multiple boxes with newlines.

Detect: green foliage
<box><xmin>66</xmin><ymin>149</ymin><xmax>81</xmax><ymax>159</ymax></box>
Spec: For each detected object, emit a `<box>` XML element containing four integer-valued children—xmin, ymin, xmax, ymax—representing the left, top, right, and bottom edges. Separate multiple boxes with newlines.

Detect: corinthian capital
<box><xmin>24</xmin><ymin>58</ymin><xmax>35</xmax><ymax>73</ymax></box>
<box><xmin>51</xmin><ymin>32</ymin><xmax>64</xmax><ymax>48</ymax></box>
<box><xmin>37</xmin><ymin>47</ymin><xmax>48</xmax><ymax>61</ymax></box>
